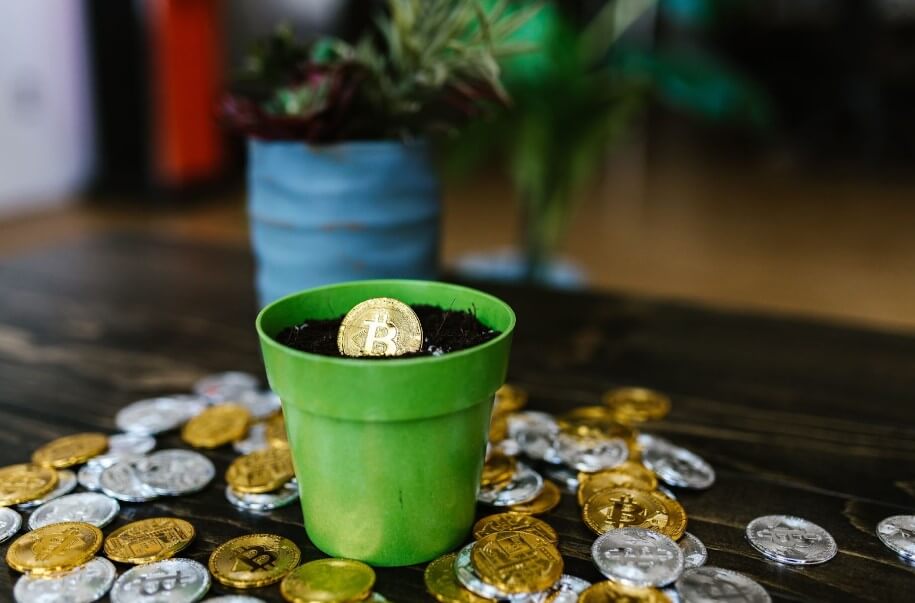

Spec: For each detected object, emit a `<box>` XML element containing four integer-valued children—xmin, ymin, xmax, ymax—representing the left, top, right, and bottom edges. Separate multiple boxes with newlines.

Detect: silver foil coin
<box><xmin>14</xmin><ymin>556</ymin><xmax>116</xmax><ymax>603</ymax></box>
<box><xmin>99</xmin><ymin>460</ymin><xmax>158</xmax><ymax>502</ymax></box>
<box><xmin>592</xmin><ymin>527</ymin><xmax>684</xmax><ymax>587</ymax></box>
<box><xmin>0</xmin><ymin>507</ymin><xmax>21</xmax><ymax>543</ymax></box>
<box><xmin>224</xmin><ymin>481</ymin><xmax>299</xmax><ymax>513</ymax></box>
<box><xmin>238</xmin><ymin>390</ymin><xmax>281</xmax><ymax>419</ymax></box>
<box><xmin>108</xmin><ymin>433</ymin><xmax>156</xmax><ymax>456</ymax></box>
<box><xmin>202</xmin><ymin>598</ymin><xmax>266</xmax><ymax>603</ymax></box>
<box><xmin>679</xmin><ymin>532</ymin><xmax>708</xmax><ymax>569</ymax></box>
<box><xmin>676</xmin><ymin>567</ymin><xmax>770</xmax><ymax>603</ymax></box>
<box><xmin>111</xmin><ymin>558</ymin><xmax>210</xmax><ymax>603</ymax></box>
<box><xmin>232</xmin><ymin>422</ymin><xmax>269</xmax><ymax>455</ymax></box>
<box><xmin>746</xmin><ymin>515</ymin><xmax>837</xmax><ymax>565</ymax></box>
<box><xmin>193</xmin><ymin>371</ymin><xmax>259</xmax><ymax>402</ymax></box>
<box><xmin>542</xmin><ymin>464</ymin><xmax>580</xmax><ymax>494</ymax></box>
<box><xmin>639</xmin><ymin>434</ymin><xmax>715</xmax><ymax>489</ymax></box>
<box><xmin>556</xmin><ymin>433</ymin><xmax>628</xmax><ymax>473</ymax></box>
<box><xmin>477</xmin><ymin>462</ymin><xmax>544</xmax><ymax>506</ymax></box>
<box><xmin>29</xmin><ymin>492</ymin><xmax>120</xmax><ymax>530</ymax></box>
<box><xmin>453</xmin><ymin>542</ymin><xmax>515</xmax><ymax>600</ymax></box>
<box><xmin>876</xmin><ymin>515</ymin><xmax>915</xmax><ymax>561</ymax></box>
<box><xmin>116</xmin><ymin>396</ymin><xmax>207</xmax><ymax>435</ymax></box>
<box><xmin>531</xmin><ymin>575</ymin><xmax>591</xmax><ymax>603</ymax></box>
<box><xmin>17</xmin><ymin>470</ymin><xmax>77</xmax><ymax>509</ymax></box>
<box><xmin>662</xmin><ymin>587</ymin><xmax>682</xmax><ymax>603</ymax></box>
<box><xmin>507</xmin><ymin>411</ymin><xmax>560</xmax><ymax>462</ymax></box>
<box><xmin>134</xmin><ymin>449</ymin><xmax>214</xmax><ymax>496</ymax></box>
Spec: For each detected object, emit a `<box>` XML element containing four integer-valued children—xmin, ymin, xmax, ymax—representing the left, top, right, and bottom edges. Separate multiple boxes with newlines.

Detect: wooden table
<box><xmin>0</xmin><ymin>233</ymin><xmax>913</xmax><ymax>602</ymax></box>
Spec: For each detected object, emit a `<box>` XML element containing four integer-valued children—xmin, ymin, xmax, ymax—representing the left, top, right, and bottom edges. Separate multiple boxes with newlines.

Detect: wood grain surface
<box><xmin>0</xmin><ymin>233</ymin><xmax>913</xmax><ymax>602</ymax></box>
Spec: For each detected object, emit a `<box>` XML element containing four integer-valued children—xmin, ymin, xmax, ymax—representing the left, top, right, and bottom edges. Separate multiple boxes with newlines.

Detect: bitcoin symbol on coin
<box><xmin>603</xmin><ymin>495</ymin><xmax>646</xmax><ymax>526</ymax></box>
<box><xmin>337</xmin><ymin>297</ymin><xmax>423</xmax><ymax>357</ymax></box>
<box><xmin>33</xmin><ymin>527</ymin><xmax>83</xmax><ymax>561</ymax></box>
<box><xmin>361</xmin><ymin>312</ymin><xmax>398</xmax><ymax>355</ymax></box>
<box><xmin>232</xmin><ymin>545</ymin><xmax>277</xmax><ymax>572</ymax></box>
<box><xmin>135</xmin><ymin>570</ymin><xmax>191</xmax><ymax>595</ymax></box>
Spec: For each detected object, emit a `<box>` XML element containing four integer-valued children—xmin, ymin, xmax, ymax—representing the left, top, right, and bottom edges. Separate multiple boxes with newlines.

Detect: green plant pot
<box><xmin>256</xmin><ymin>280</ymin><xmax>516</xmax><ymax>566</ymax></box>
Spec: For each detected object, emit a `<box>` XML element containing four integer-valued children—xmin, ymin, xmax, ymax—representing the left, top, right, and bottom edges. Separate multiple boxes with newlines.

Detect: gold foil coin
<box><xmin>470</xmin><ymin>530</ymin><xmax>563</xmax><ymax>595</ymax></box>
<box><xmin>281</xmin><ymin>558</ymin><xmax>376</xmax><ymax>603</ymax></box>
<box><xmin>508</xmin><ymin>480</ymin><xmax>561</xmax><ymax>515</ymax></box>
<box><xmin>209</xmin><ymin>533</ymin><xmax>301</xmax><ymax>588</ymax></box>
<box><xmin>558</xmin><ymin>410</ymin><xmax>635</xmax><ymax>444</ymax></box>
<box><xmin>578</xmin><ymin>581</ymin><xmax>671</xmax><ymax>602</ymax></box>
<box><xmin>337</xmin><ymin>297</ymin><xmax>423</xmax><ymax>357</ymax></box>
<box><xmin>32</xmin><ymin>433</ymin><xmax>108</xmax><ymax>469</ymax></box>
<box><xmin>655</xmin><ymin>491</ymin><xmax>688</xmax><ymax>540</ymax></box>
<box><xmin>104</xmin><ymin>517</ymin><xmax>195</xmax><ymax>564</ymax></box>
<box><xmin>0</xmin><ymin>463</ymin><xmax>58</xmax><ymax>506</ymax></box>
<box><xmin>488</xmin><ymin>412</ymin><xmax>508</xmax><ymax>443</ymax></box>
<box><xmin>582</xmin><ymin>487</ymin><xmax>670</xmax><ymax>535</ymax></box>
<box><xmin>424</xmin><ymin>553</ymin><xmax>492</xmax><ymax>603</ymax></box>
<box><xmin>181</xmin><ymin>403</ymin><xmax>251</xmax><ymax>449</ymax></box>
<box><xmin>473</xmin><ymin>513</ymin><xmax>558</xmax><ymax>545</ymax></box>
<box><xmin>6</xmin><ymin>521</ymin><xmax>102</xmax><ymax>575</ymax></box>
<box><xmin>493</xmin><ymin>384</ymin><xmax>528</xmax><ymax>414</ymax></box>
<box><xmin>577</xmin><ymin>469</ymin><xmax>657</xmax><ymax>506</ymax></box>
<box><xmin>266</xmin><ymin>412</ymin><xmax>289</xmax><ymax>447</ymax></box>
<box><xmin>602</xmin><ymin>387</ymin><xmax>671</xmax><ymax>423</ymax></box>
<box><xmin>227</xmin><ymin>446</ymin><xmax>295</xmax><ymax>494</ymax></box>
<box><xmin>481</xmin><ymin>453</ymin><xmax>516</xmax><ymax>488</ymax></box>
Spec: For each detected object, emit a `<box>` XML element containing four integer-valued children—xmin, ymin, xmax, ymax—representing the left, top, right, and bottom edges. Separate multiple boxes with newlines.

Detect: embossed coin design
<box><xmin>507</xmin><ymin>411</ymin><xmax>560</xmax><ymax>462</ymax></box>
<box><xmin>182</xmin><ymin>403</ymin><xmax>251</xmax><ymax>449</ymax></box>
<box><xmin>481</xmin><ymin>452</ymin><xmax>516</xmax><ymax>488</ymax></box>
<box><xmin>556</xmin><ymin>433</ymin><xmax>629</xmax><ymax>473</ymax></box>
<box><xmin>6</xmin><ymin>521</ymin><xmax>102</xmax><ymax>574</ymax></box>
<box><xmin>0</xmin><ymin>506</ymin><xmax>21</xmax><ymax>543</ymax></box>
<box><xmin>0</xmin><ymin>463</ymin><xmax>58</xmax><ymax>506</ymax></box>
<box><xmin>17</xmin><ymin>469</ymin><xmax>77</xmax><ymax>509</ymax></box>
<box><xmin>592</xmin><ymin>527</ymin><xmax>684</xmax><ymax>587</ymax></box>
<box><xmin>208</xmin><ymin>533</ymin><xmax>300</xmax><ymax>589</ymax></box>
<box><xmin>508</xmin><ymin>480</ymin><xmax>562</xmax><ymax>515</ymax></box>
<box><xmin>99</xmin><ymin>460</ymin><xmax>158</xmax><ymax>502</ymax></box>
<box><xmin>578</xmin><ymin>468</ymin><xmax>656</xmax><ymax>506</ymax></box>
<box><xmin>32</xmin><ymin>433</ymin><xmax>108</xmax><ymax>469</ymax></box>
<box><xmin>14</xmin><ymin>555</ymin><xmax>117</xmax><ymax>603</ymax></box>
<box><xmin>471</xmin><ymin>530</ymin><xmax>563</xmax><ymax>594</ymax></box>
<box><xmin>337</xmin><ymin>297</ymin><xmax>423</xmax><ymax>357</ymax></box>
<box><xmin>226</xmin><ymin>446</ymin><xmax>295</xmax><ymax>494</ymax></box>
<box><xmin>116</xmin><ymin>396</ymin><xmax>208</xmax><ymax>435</ymax></box>
<box><xmin>473</xmin><ymin>512</ymin><xmax>559</xmax><ymax>544</ymax></box>
<box><xmin>104</xmin><ymin>517</ymin><xmax>195</xmax><ymax>564</ymax></box>
<box><xmin>603</xmin><ymin>387</ymin><xmax>672</xmax><ymax>423</ymax></box>
<box><xmin>280</xmin><ymin>558</ymin><xmax>376</xmax><ymax>603</ymax></box>
<box><xmin>678</xmin><ymin>532</ymin><xmax>708</xmax><ymax>569</ymax></box>
<box><xmin>423</xmin><ymin>552</ymin><xmax>492</xmax><ymax>603</ymax></box>
<box><xmin>135</xmin><ymin>449</ymin><xmax>216</xmax><ymax>496</ymax></box>
<box><xmin>579</xmin><ymin>581</ymin><xmax>671</xmax><ymax>603</ymax></box>
<box><xmin>675</xmin><ymin>567</ymin><xmax>770</xmax><ymax>603</ymax></box>
<box><xmin>452</xmin><ymin>542</ymin><xmax>511</xmax><ymax>599</ymax></box>
<box><xmin>29</xmin><ymin>492</ymin><xmax>120</xmax><ymax>530</ymax></box>
<box><xmin>876</xmin><ymin>515</ymin><xmax>915</xmax><ymax>560</ymax></box>
<box><xmin>746</xmin><ymin>515</ymin><xmax>837</xmax><ymax>565</ymax></box>
<box><xmin>477</xmin><ymin>462</ymin><xmax>544</xmax><ymax>506</ymax></box>
<box><xmin>582</xmin><ymin>487</ymin><xmax>669</xmax><ymax>536</ymax></box>
<box><xmin>110</xmin><ymin>558</ymin><xmax>211</xmax><ymax>603</ymax></box>
<box><xmin>225</xmin><ymin>482</ymin><xmax>299</xmax><ymax>513</ymax></box>
<box><xmin>639</xmin><ymin>435</ymin><xmax>715</xmax><ymax>490</ymax></box>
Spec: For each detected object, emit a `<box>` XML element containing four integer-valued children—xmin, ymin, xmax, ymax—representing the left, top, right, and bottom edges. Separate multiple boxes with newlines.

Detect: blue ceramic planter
<box><xmin>247</xmin><ymin>140</ymin><xmax>441</xmax><ymax>306</ymax></box>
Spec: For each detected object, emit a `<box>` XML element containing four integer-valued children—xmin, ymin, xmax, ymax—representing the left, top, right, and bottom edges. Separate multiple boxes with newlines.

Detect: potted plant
<box><xmin>223</xmin><ymin>1</ymin><xmax>541</xmax><ymax>305</ymax></box>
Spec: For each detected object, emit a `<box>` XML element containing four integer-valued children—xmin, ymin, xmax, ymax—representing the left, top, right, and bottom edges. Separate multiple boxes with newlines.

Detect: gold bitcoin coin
<box><xmin>488</xmin><ymin>412</ymin><xmax>508</xmax><ymax>443</ymax></box>
<box><xmin>611</xmin><ymin>461</ymin><xmax>658</xmax><ymax>484</ymax></box>
<box><xmin>579</xmin><ymin>581</ymin><xmax>670</xmax><ymax>603</ymax></box>
<box><xmin>6</xmin><ymin>521</ymin><xmax>102</xmax><ymax>575</ymax></box>
<box><xmin>266</xmin><ymin>412</ymin><xmax>288</xmax><ymax>447</ymax></box>
<box><xmin>227</xmin><ymin>446</ymin><xmax>295</xmax><ymax>494</ymax></box>
<box><xmin>104</xmin><ymin>517</ymin><xmax>195</xmax><ymax>563</ymax></box>
<box><xmin>473</xmin><ymin>513</ymin><xmax>558</xmax><ymax>545</ymax></box>
<box><xmin>281</xmin><ymin>558</ymin><xmax>376</xmax><ymax>603</ymax></box>
<box><xmin>471</xmin><ymin>530</ymin><xmax>563</xmax><ymax>595</ymax></box>
<box><xmin>577</xmin><ymin>469</ymin><xmax>657</xmax><ymax>506</ymax></box>
<box><xmin>655</xmin><ymin>491</ymin><xmax>687</xmax><ymax>540</ymax></box>
<box><xmin>603</xmin><ymin>387</ymin><xmax>671</xmax><ymax>424</ymax></box>
<box><xmin>493</xmin><ymin>384</ymin><xmax>527</xmax><ymax>414</ymax></box>
<box><xmin>0</xmin><ymin>463</ymin><xmax>58</xmax><ymax>506</ymax></box>
<box><xmin>581</xmin><ymin>487</ymin><xmax>670</xmax><ymax>535</ymax></box>
<box><xmin>508</xmin><ymin>480</ymin><xmax>561</xmax><ymax>515</ymax></box>
<box><xmin>481</xmin><ymin>453</ymin><xmax>516</xmax><ymax>488</ymax></box>
<box><xmin>209</xmin><ymin>533</ymin><xmax>301</xmax><ymax>588</ymax></box>
<box><xmin>337</xmin><ymin>297</ymin><xmax>423</xmax><ymax>357</ymax></box>
<box><xmin>424</xmin><ymin>553</ymin><xmax>492</xmax><ymax>603</ymax></box>
<box><xmin>558</xmin><ymin>410</ymin><xmax>635</xmax><ymax>444</ymax></box>
<box><xmin>32</xmin><ymin>433</ymin><xmax>108</xmax><ymax>469</ymax></box>
<box><xmin>181</xmin><ymin>403</ymin><xmax>251</xmax><ymax>448</ymax></box>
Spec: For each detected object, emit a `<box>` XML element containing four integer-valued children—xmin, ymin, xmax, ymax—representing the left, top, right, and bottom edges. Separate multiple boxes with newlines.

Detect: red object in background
<box><xmin>148</xmin><ymin>0</ymin><xmax>223</xmax><ymax>188</ymax></box>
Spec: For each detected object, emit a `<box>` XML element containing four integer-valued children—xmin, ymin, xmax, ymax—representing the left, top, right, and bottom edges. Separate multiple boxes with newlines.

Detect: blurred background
<box><xmin>3</xmin><ymin>0</ymin><xmax>915</xmax><ymax>330</ymax></box>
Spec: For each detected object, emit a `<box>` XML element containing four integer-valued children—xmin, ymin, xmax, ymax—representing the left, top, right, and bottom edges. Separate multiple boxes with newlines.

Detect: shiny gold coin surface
<box><xmin>209</xmin><ymin>533</ymin><xmax>301</xmax><ymax>588</ymax></box>
<box><xmin>655</xmin><ymin>491</ymin><xmax>687</xmax><ymax>540</ymax></box>
<box><xmin>182</xmin><ymin>403</ymin><xmax>251</xmax><ymax>448</ymax></box>
<box><xmin>266</xmin><ymin>412</ymin><xmax>288</xmax><ymax>447</ymax></box>
<box><xmin>488</xmin><ymin>412</ymin><xmax>508</xmax><ymax>443</ymax></box>
<box><xmin>227</xmin><ymin>446</ymin><xmax>295</xmax><ymax>494</ymax></box>
<box><xmin>6</xmin><ymin>521</ymin><xmax>102</xmax><ymax>575</ymax></box>
<box><xmin>471</xmin><ymin>530</ymin><xmax>563</xmax><ymax>595</ymax></box>
<box><xmin>104</xmin><ymin>517</ymin><xmax>195</xmax><ymax>563</ymax></box>
<box><xmin>603</xmin><ymin>387</ymin><xmax>671</xmax><ymax>423</ymax></box>
<box><xmin>337</xmin><ymin>297</ymin><xmax>423</xmax><ymax>357</ymax></box>
<box><xmin>424</xmin><ymin>553</ymin><xmax>492</xmax><ymax>603</ymax></box>
<box><xmin>577</xmin><ymin>469</ymin><xmax>657</xmax><ymax>506</ymax></box>
<box><xmin>32</xmin><ymin>432</ymin><xmax>108</xmax><ymax>469</ymax></box>
<box><xmin>0</xmin><ymin>463</ymin><xmax>58</xmax><ymax>506</ymax></box>
<box><xmin>558</xmin><ymin>410</ymin><xmax>635</xmax><ymax>444</ymax></box>
<box><xmin>281</xmin><ymin>558</ymin><xmax>376</xmax><ymax>603</ymax></box>
<box><xmin>481</xmin><ymin>453</ymin><xmax>516</xmax><ymax>488</ymax></box>
<box><xmin>579</xmin><ymin>581</ymin><xmax>670</xmax><ymax>603</ymax></box>
<box><xmin>473</xmin><ymin>513</ymin><xmax>558</xmax><ymax>544</ymax></box>
<box><xmin>493</xmin><ymin>384</ymin><xmax>527</xmax><ymax>414</ymax></box>
<box><xmin>582</xmin><ymin>487</ymin><xmax>670</xmax><ymax>535</ymax></box>
<box><xmin>508</xmin><ymin>480</ymin><xmax>561</xmax><ymax>515</ymax></box>
<box><xmin>611</xmin><ymin>461</ymin><xmax>658</xmax><ymax>484</ymax></box>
